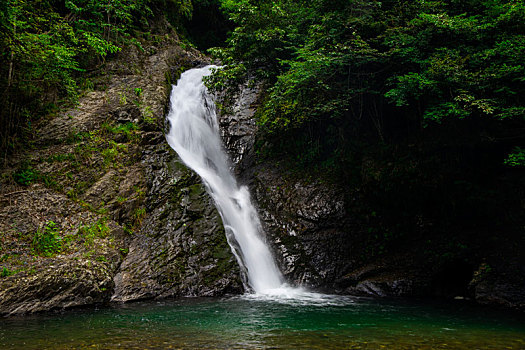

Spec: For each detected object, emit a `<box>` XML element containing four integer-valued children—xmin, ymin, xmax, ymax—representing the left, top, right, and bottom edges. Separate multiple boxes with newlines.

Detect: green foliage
<box><xmin>79</xmin><ymin>218</ymin><xmax>110</xmax><ymax>248</ymax></box>
<box><xmin>0</xmin><ymin>267</ymin><xmax>14</xmax><ymax>278</ymax></box>
<box><xmin>504</xmin><ymin>147</ymin><xmax>525</xmax><ymax>167</ymax></box>
<box><xmin>383</xmin><ymin>1</ymin><xmax>525</xmax><ymax>125</ymax></box>
<box><xmin>141</xmin><ymin>105</ymin><xmax>156</xmax><ymax>125</ymax></box>
<box><xmin>32</xmin><ymin>221</ymin><xmax>62</xmax><ymax>256</ymax></box>
<box><xmin>133</xmin><ymin>207</ymin><xmax>146</xmax><ymax>227</ymax></box>
<box><xmin>208</xmin><ymin>0</ymin><xmax>525</xmax><ymax>169</ymax></box>
<box><xmin>13</xmin><ymin>163</ymin><xmax>39</xmax><ymax>186</ymax></box>
<box><xmin>101</xmin><ymin>121</ymin><xmax>139</xmax><ymax>142</ymax></box>
<box><xmin>101</xmin><ymin>141</ymin><xmax>127</xmax><ymax>167</ymax></box>
<box><xmin>0</xmin><ymin>0</ymin><xmax>196</xmax><ymax>152</ymax></box>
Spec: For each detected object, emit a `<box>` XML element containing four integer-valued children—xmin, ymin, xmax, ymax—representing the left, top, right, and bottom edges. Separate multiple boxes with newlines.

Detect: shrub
<box><xmin>504</xmin><ymin>147</ymin><xmax>525</xmax><ymax>168</ymax></box>
<box><xmin>79</xmin><ymin>218</ymin><xmax>110</xmax><ymax>248</ymax></box>
<box><xmin>13</xmin><ymin>164</ymin><xmax>39</xmax><ymax>186</ymax></box>
<box><xmin>0</xmin><ymin>267</ymin><xmax>14</xmax><ymax>277</ymax></box>
<box><xmin>32</xmin><ymin>221</ymin><xmax>62</xmax><ymax>256</ymax></box>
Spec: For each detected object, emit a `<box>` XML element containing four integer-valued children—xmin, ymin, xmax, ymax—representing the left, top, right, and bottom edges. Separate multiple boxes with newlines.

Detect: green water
<box><xmin>1</xmin><ymin>295</ymin><xmax>524</xmax><ymax>349</ymax></box>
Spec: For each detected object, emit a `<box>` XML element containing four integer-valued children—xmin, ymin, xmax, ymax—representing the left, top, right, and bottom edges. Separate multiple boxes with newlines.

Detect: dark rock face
<box><xmin>217</xmin><ymin>85</ymin><xmax>525</xmax><ymax>310</ymax></box>
<box><xmin>470</xmin><ymin>263</ymin><xmax>525</xmax><ymax>309</ymax></box>
<box><xmin>217</xmin><ymin>86</ymin><xmax>259</xmax><ymax>175</ymax></box>
<box><xmin>0</xmin><ymin>38</ymin><xmax>242</xmax><ymax>315</ymax></box>
<box><xmin>218</xmin><ymin>87</ymin><xmax>354</xmax><ymax>288</ymax></box>
<box><xmin>112</xmin><ymin>143</ymin><xmax>242</xmax><ymax>301</ymax></box>
<box><xmin>252</xmin><ymin>165</ymin><xmax>350</xmax><ymax>286</ymax></box>
<box><xmin>337</xmin><ymin>257</ymin><xmax>428</xmax><ymax>298</ymax></box>
<box><xmin>0</xmin><ymin>259</ymin><xmax>115</xmax><ymax>315</ymax></box>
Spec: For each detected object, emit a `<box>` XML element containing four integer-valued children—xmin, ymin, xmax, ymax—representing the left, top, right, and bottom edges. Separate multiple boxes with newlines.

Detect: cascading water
<box><xmin>165</xmin><ymin>65</ymin><xmax>284</xmax><ymax>294</ymax></box>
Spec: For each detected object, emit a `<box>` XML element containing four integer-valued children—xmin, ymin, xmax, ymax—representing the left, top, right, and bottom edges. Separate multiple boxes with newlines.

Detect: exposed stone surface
<box><xmin>252</xmin><ymin>165</ymin><xmax>351</xmax><ymax>286</ymax></box>
<box><xmin>217</xmin><ymin>84</ymin><xmax>525</xmax><ymax>310</ymax></box>
<box><xmin>470</xmin><ymin>263</ymin><xmax>525</xmax><ymax>309</ymax></box>
<box><xmin>218</xmin><ymin>85</ymin><xmax>259</xmax><ymax>174</ymax></box>
<box><xmin>0</xmin><ymin>186</ymin><xmax>124</xmax><ymax>315</ymax></box>
<box><xmin>0</xmin><ymin>258</ymin><xmax>115</xmax><ymax>316</ymax></box>
<box><xmin>251</xmin><ymin>168</ymin><xmax>439</xmax><ymax>296</ymax></box>
<box><xmin>0</xmin><ymin>33</ymin><xmax>241</xmax><ymax>315</ymax></box>
<box><xmin>337</xmin><ymin>258</ymin><xmax>427</xmax><ymax>297</ymax></box>
<box><xmin>112</xmin><ymin>143</ymin><xmax>241</xmax><ymax>301</ymax></box>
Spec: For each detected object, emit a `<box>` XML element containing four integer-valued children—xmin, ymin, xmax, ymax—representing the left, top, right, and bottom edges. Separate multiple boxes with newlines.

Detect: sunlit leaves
<box><xmin>205</xmin><ymin>0</ymin><xmax>524</xmax><ymax>170</ymax></box>
<box><xmin>385</xmin><ymin>73</ymin><xmax>437</xmax><ymax>107</ymax></box>
<box><xmin>504</xmin><ymin>147</ymin><xmax>525</xmax><ymax>167</ymax></box>
<box><xmin>384</xmin><ymin>0</ymin><xmax>525</xmax><ymax>126</ymax></box>
<box><xmin>81</xmin><ymin>31</ymin><xmax>121</xmax><ymax>57</ymax></box>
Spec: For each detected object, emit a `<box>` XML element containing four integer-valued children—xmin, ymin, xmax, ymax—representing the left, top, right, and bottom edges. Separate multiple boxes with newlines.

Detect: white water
<box><xmin>165</xmin><ymin>65</ymin><xmax>285</xmax><ymax>294</ymax></box>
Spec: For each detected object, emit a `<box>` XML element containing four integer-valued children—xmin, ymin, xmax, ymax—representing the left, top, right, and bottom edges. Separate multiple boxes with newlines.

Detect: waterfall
<box><xmin>165</xmin><ymin>65</ymin><xmax>284</xmax><ymax>294</ymax></box>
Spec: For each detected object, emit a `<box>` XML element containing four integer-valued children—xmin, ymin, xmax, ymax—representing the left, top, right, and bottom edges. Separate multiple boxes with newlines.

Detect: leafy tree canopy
<box><xmin>206</xmin><ymin>0</ymin><xmax>525</xmax><ymax>166</ymax></box>
<box><xmin>0</xmin><ymin>0</ymin><xmax>197</xmax><ymax>152</ymax></box>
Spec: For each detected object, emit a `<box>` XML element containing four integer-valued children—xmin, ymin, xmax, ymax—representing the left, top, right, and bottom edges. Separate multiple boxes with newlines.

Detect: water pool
<box><xmin>1</xmin><ymin>295</ymin><xmax>523</xmax><ymax>349</ymax></box>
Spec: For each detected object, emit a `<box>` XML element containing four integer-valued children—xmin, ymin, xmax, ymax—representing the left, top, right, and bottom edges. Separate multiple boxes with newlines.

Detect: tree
<box><xmin>207</xmin><ymin>0</ymin><xmax>525</xmax><ymax>167</ymax></box>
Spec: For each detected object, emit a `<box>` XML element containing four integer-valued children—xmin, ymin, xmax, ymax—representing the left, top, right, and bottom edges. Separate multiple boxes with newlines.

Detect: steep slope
<box><xmin>0</xmin><ymin>34</ymin><xmax>241</xmax><ymax>316</ymax></box>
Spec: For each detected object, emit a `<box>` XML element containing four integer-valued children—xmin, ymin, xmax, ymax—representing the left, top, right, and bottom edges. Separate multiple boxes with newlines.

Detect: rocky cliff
<box><xmin>0</xmin><ymin>34</ymin><xmax>241</xmax><ymax>316</ymax></box>
<box><xmin>218</xmin><ymin>85</ymin><xmax>525</xmax><ymax>311</ymax></box>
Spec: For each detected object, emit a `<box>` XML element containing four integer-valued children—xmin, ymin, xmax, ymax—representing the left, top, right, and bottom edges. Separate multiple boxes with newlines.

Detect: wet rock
<box><xmin>217</xmin><ymin>85</ymin><xmax>259</xmax><ymax>174</ymax></box>
<box><xmin>253</xmin><ymin>167</ymin><xmax>350</xmax><ymax>287</ymax></box>
<box><xmin>469</xmin><ymin>263</ymin><xmax>525</xmax><ymax>309</ymax></box>
<box><xmin>339</xmin><ymin>261</ymin><xmax>424</xmax><ymax>297</ymax></box>
<box><xmin>216</xmin><ymin>85</ymin><xmax>354</xmax><ymax>288</ymax></box>
<box><xmin>112</xmin><ymin>144</ymin><xmax>242</xmax><ymax>302</ymax></box>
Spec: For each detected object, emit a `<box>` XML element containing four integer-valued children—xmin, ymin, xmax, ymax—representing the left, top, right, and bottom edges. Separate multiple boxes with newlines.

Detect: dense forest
<box><xmin>0</xmin><ymin>0</ymin><xmax>524</xmax><ymax>305</ymax></box>
<box><xmin>207</xmin><ymin>0</ymin><xmax>525</xmax><ymax>164</ymax></box>
<box><xmin>0</xmin><ymin>0</ymin><xmax>170</xmax><ymax>151</ymax></box>
<box><xmin>2</xmin><ymin>0</ymin><xmax>524</xmax><ymax>162</ymax></box>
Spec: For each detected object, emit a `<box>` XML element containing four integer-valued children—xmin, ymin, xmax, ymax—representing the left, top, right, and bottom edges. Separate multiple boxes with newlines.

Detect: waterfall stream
<box><xmin>165</xmin><ymin>65</ymin><xmax>284</xmax><ymax>294</ymax></box>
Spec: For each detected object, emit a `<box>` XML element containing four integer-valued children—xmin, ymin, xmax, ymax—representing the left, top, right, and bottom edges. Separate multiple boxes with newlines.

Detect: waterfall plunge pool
<box><xmin>1</xmin><ymin>296</ymin><xmax>524</xmax><ymax>349</ymax></box>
